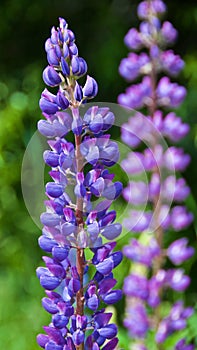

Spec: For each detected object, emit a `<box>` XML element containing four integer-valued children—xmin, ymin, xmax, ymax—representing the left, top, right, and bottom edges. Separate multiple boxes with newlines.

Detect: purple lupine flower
<box><xmin>148</xmin><ymin>271</ymin><xmax>166</xmax><ymax>307</ymax></box>
<box><xmin>137</xmin><ymin>0</ymin><xmax>166</xmax><ymax>19</ymax></box>
<box><xmin>162</xmin><ymin>112</ymin><xmax>190</xmax><ymax>141</ymax></box>
<box><xmin>37</xmin><ymin>18</ymin><xmax>123</xmax><ymax>349</ymax></box>
<box><xmin>118</xmin><ymin>76</ymin><xmax>152</xmax><ymax>109</ymax></box>
<box><xmin>123</xmin><ymin>273</ymin><xmax>149</xmax><ymax>300</ymax></box>
<box><xmin>166</xmin><ymin>269</ymin><xmax>190</xmax><ymax>292</ymax></box>
<box><xmin>161</xmin><ymin>21</ymin><xmax>178</xmax><ymax>43</ymax></box>
<box><xmin>162</xmin><ymin>176</ymin><xmax>190</xmax><ymax>202</ymax></box>
<box><xmin>164</xmin><ymin>147</ymin><xmax>190</xmax><ymax>172</ymax></box>
<box><xmin>123</xmin><ymin>210</ymin><xmax>152</xmax><ymax>232</ymax></box>
<box><xmin>118</xmin><ymin>0</ymin><xmax>194</xmax><ymax>346</ymax></box>
<box><xmin>121</xmin><ymin>151</ymin><xmax>146</xmax><ymax>174</ymax></box>
<box><xmin>170</xmin><ymin>206</ymin><xmax>193</xmax><ymax>231</ymax></box>
<box><xmin>125</xmin><ymin>111</ymin><xmax>179</xmax><ymax>146</ymax></box>
<box><xmin>119</xmin><ymin>52</ymin><xmax>150</xmax><ymax>81</ymax></box>
<box><xmin>167</xmin><ymin>238</ymin><xmax>194</xmax><ymax>265</ymax></box>
<box><xmin>124</xmin><ymin>302</ymin><xmax>149</xmax><ymax>338</ymax></box>
<box><xmin>156</xmin><ymin>302</ymin><xmax>193</xmax><ymax>343</ymax></box>
<box><xmin>157</xmin><ymin>77</ymin><xmax>187</xmax><ymax>108</ymax></box>
<box><xmin>161</xmin><ymin>50</ymin><xmax>184</xmax><ymax>75</ymax></box>
<box><xmin>124</xmin><ymin>28</ymin><xmax>143</xmax><ymax>50</ymax></box>
<box><xmin>89</xmin><ymin>312</ymin><xmax>118</xmax><ymax>346</ymax></box>
<box><xmin>123</xmin><ymin>238</ymin><xmax>160</xmax><ymax>266</ymax></box>
<box><xmin>122</xmin><ymin>180</ymin><xmax>149</xmax><ymax>205</ymax></box>
<box><xmin>175</xmin><ymin>339</ymin><xmax>195</xmax><ymax>350</ymax></box>
<box><xmin>121</xmin><ymin>112</ymin><xmax>150</xmax><ymax>148</ymax></box>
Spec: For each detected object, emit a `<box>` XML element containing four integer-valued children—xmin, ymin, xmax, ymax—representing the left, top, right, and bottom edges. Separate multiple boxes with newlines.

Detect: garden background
<box><xmin>0</xmin><ymin>0</ymin><xmax>197</xmax><ymax>349</ymax></box>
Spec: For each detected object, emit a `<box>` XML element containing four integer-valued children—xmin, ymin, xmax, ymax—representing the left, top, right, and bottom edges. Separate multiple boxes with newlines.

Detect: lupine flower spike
<box><xmin>118</xmin><ymin>1</ymin><xmax>194</xmax><ymax>349</ymax></box>
<box><xmin>37</xmin><ymin>18</ymin><xmax>123</xmax><ymax>350</ymax></box>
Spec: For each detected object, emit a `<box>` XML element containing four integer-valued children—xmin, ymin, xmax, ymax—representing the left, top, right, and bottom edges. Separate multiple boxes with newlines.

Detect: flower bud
<box><xmin>83</xmin><ymin>75</ymin><xmax>98</xmax><ymax>98</ymax></box>
<box><xmin>56</xmin><ymin>91</ymin><xmax>69</xmax><ymax>110</ymax></box>
<box><xmin>61</xmin><ymin>57</ymin><xmax>70</xmax><ymax>76</ymax></box>
<box><xmin>42</xmin><ymin>66</ymin><xmax>61</xmax><ymax>86</ymax></box>
<box><xmin>39</xmin><ymin>89</ymin><xmax>58</xmax><ymax>115</ymax></box>
<box><xmin>47</xmin><ymin>47</ymin><xmax>59</xmax><ymax>66</ymax></box>
<box><xmin>74</xmin><ymin>81</ymin><xmax>83</xmax><ymax>102</ymax></box>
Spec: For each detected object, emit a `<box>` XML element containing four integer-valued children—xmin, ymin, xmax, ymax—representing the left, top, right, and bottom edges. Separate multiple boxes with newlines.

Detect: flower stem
<box><xmin>75</xmin><ymin>131</ymin><xmax>85</xmax><ymax>350</ymax></box>
<box><xmin>149</xmin><ymin>36</ymin><xmax>165</xmax><ymax>350</ymax></box>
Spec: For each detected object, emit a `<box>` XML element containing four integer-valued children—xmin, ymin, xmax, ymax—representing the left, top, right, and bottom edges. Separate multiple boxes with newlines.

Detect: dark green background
<box><xmin>0</xmin><ymin>1</ymin><xmax>197</xmax><ymax>349</ymax></box>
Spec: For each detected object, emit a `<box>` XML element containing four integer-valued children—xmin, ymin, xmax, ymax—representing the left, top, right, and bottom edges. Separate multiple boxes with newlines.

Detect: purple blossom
<box><xmin>161</xmin><ymin>21</ymin><xmax>178</xmax><ymax>43</ymax></box>
<box><xmin>162</xmin><ymin>112</ymin><xmax>190</xmax><ymax>141</ymax></box>
<box><xmin>170</xmin><ymin>206</ymin><xmax>193</xmax><ymax>231</ymax></box>
<box><xmin>157</xmin><ymin>77</ymin><xmax>187</xmax><ymax>108</ymax></box>
<box><xmin>164</xmin><ymin>147</ymin><xmax>190</xmax><ymax>172</ymax></box>
<box><xmin>121</xmin><ymin>110</ymin><xmax>190</xmax><ymax>148</ymax></box>
<box><xmin>175</xmin><ymin>339</ymin><xmax>195</xmax><ymax>350</ymax></box>
<box><xmin>162</xmin><ymin>176</ymin><xmax>190</xmax><ymax>202</ymax></box>
<box><xmin>121</xmin><ymin>151</ymin><xmax>145</xmax><ymax>174</ymax></box>
<box><xmin>167</xmin><ymin>238</ymin><xmax>194</xmax><ymax>265</ymax></box>
<box><xmin>122</xmin><ymin>181</ymin><xmax>149</xmax><ymax>205</ymax></box>
<box><xmin>118</xmin><ymin>76</ymin><xmax>152</xmax><ymax>109</ymax></box>
<box><xmin>37</xmin><ymin>17</ymin><xmax>122</xmax><ymax>349</ymax></box>
<box><xmin>149</xmin><ymin>173</ymin><xmax>161</xmax><ymax>199</ymax></box>
<box><xmin>156</xmin><ymin>302</ymin><xmax>193</xmax><ymax>343</ymax></box>
<box><xmin>39</xmin><ymin>89</ymin><xmax>59</xmax><ymax>115</ymax></box>
<box><xmin>123</xmin><ymin>274</ymin><xmax>149</xmax><ymax>300</ymax></box>
<box><xmin>167</xmin><ymin>269</ymin><xmax>190</xmax><ymax>292</ymax></box>
<box><xmin>124</xmin><ymin>28</ymin><xmax>142</xmax><ymax>50</ymax></box>
<box><xmin>123</xmin><ymin>238</ymin><xmax>160</xmax><ymax>267</ymax></box>
<box><xmin>161</xmin><ymin>50</ymin><xmax>184</xmax><ymax>75</ymax></box>
<box><xmin>119</xmin><ymin>0</ymin><xmax>194</xmax><ymax>346</ymax></box>
<box><xmin>83</xmin><ymin>75</ymin><xmax>98</xmax><ymax>98</ymax></box>
<box><xmin>121</xmin><ymin>112</ymin><xmax>149</xmax><ymax>148</ymax></box>
<box><xmin>124</xmin><ymin>302</ymin><xmax>149</xmax><ymax>338</ymax></box>
<box><xmin>123</xmin><ymin>210</ymin><xmax>152</xmax><ymax>232</ymax></box>
<box><xmin>43</xmin><ymin>66</ymin><xmax>62</xmax><ymax>86</ymax></box>
<box><xmin>148</xmin><ymin>272</ymin><xmax>165</xmax><ymax>307</ymax></box>
<box><xmin>137</xmin><ymin>0</ymin><xmax>166</xmax><ymax>19</ymax></box>
<box><xmin>119</xmin><ymin>52</ymin><xmax>150</xmax><ymax>81</ymax></box>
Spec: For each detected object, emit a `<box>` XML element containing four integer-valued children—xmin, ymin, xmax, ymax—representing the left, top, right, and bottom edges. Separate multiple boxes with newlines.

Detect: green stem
<box><xmin>74</xmin><ymin>118</ymin><xmax>85</xmax><ymax>350</ymax></box>
<box><xmin>148</xmin><ymin>15</ymin><xmax>165</xmax><ymax>349</ymax></box>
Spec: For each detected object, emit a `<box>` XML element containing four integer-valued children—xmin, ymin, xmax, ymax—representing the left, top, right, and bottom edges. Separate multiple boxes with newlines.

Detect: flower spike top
<box><xmin>38</xmin><ymin>18</ymin><xmax>122</xmax><ymax>248</ymax></box>
<box><xmin>40</xmin><ymin>17</ymin><xmax>97</xmax><ymax>114</ymax></box>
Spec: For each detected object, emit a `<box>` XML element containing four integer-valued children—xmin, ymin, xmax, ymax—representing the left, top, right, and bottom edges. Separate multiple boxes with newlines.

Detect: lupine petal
<box><xmin>97</xmin><ymin>324</ymin><xmax>117</xmax><ymax>339</ymax></box>
<box><xmin>43</xmin><ymin>66</ymin><xmax>61</xmax><ymax>87</ymax></box>
<box><xmin>37</xmin><ymin>334</ymin><xmax>49</xmax><ymax>348</ymax></box>
<box><xmin>102</xmin><ymin>290</ymin><xmax>122</xmax><ymax>304</ymax></box>
<box><xmin>83</xmin><ymin>75</ymin><xmax>98</xmax><ymax>98</ymax></box>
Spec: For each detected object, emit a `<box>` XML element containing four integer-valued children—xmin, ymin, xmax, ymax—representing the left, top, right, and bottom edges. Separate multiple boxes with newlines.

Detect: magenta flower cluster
<box><xmin>36</xmin><ymin>18</ymin><xmax>123</xmax><ymax>350</ymax></box>
<box><xmin>118</xmin><ymin>0</ymin><xmax>194</xmax><ymax>349</ymax></box>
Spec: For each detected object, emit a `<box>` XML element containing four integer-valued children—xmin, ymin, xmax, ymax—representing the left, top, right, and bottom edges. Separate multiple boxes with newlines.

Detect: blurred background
<box><xmin>0</xmin><ymin>0</ymin><xmax>197</xmax><ymax>349</ymax></box>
